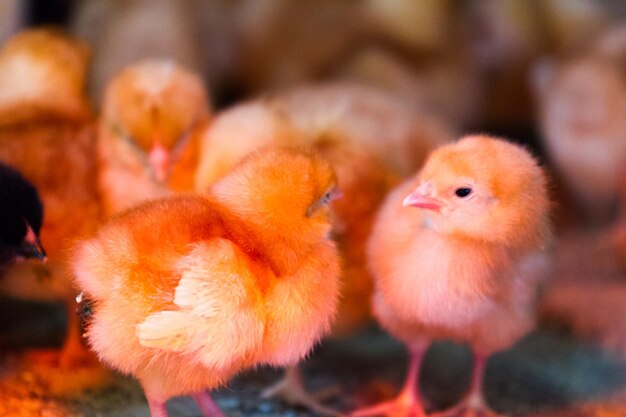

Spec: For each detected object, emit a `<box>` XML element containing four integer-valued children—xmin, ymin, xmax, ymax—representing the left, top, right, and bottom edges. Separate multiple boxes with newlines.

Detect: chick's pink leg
<box><xmin>431</xmin><ymin>353</ymin><xmax>503</xmax><ymax>417</ymax></box>
<box><xmin>350</xmin><ymin>341</ymin><xmax>428</xmax><ymax>417</ymax></box>
<box><xmin>147</xmin><ymin>397</ymin><xmax>168</xmax><ymax>417</ymax></box>
<box><xmin>193</xmin><ymin>392</ymin><xmax>225</xmax><ymax>417</ymax></box>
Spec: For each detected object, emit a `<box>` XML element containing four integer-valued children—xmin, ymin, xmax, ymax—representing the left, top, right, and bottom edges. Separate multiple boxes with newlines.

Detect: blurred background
<box><xmin>3</xmin><ymin>0</ymin><xmax>626</xmax><ymax>416</ymax></box>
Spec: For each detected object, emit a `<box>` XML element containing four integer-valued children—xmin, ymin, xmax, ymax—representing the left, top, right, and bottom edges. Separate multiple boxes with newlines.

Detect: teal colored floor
<box><xmin>2</xmin><ymin>297</ymin><xmax>626</xmax><ymax>417</ymax></box>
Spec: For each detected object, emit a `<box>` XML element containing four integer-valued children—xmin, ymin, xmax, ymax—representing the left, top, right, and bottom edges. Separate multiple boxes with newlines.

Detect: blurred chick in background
<box><xmin>196</xmin><ymin>82</ymin><xmax>452</xmax><ymax>187</ymax></box>
<box><xmin>97</xmin><ymin>60</ymin><xmax>211</xmax><ymax>217</ymax></box>
<box><xmin>530</xmin><ymin>26</ymin><xmax>626</xmax><ymax>310</ymax></box>
<box><xmin>355</xmin><ymin>136</ymin><xmax>551</xmax><ymax>417</ymax></box>
<box><xmin>72</xmin><ymin>148</ymin><xmax>341</xmax><ymax>417</ymax></box>
<box><xmin>0</xmin><ymin>27</ymin><xmax>91</xmax><ymax>124</ymax></box>
<box><xmin>0</xmin><ymin>162</ymin><xmax>46</xmax><ymax>272</ymax></box>
<box><xmin>534</xmin><ymin>53</ymin><xmax>626</xmax><ymax>227</ymax></box>
<box><xmin>195</xmin><ymin>82</ymin><xmax>454</xmax><ymax>414</ymax></box>
<box><xmin>0</xmin><ymin>28</ymin><xmax>100</xmax><ymax>367</ymax></box>
<box><xmin>526</xmin><ymin>24</ymin><xmax>626</xmax><ymax>372</ymax></box>
<box><xmin>235</xmin><ymin>0</ymin><xmax>483</xmax><ymax>130</ymax></box>
<box><xmin>236</xmin><ymin>0</ymin><xmax>609</xmax><ymax>132</ymax></box>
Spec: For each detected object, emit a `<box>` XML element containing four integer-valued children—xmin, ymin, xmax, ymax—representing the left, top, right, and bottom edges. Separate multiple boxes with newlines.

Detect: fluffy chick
<box><xmin>355</xmin><ymin>135</ymin><xmax>551</xmax><ymax>417</ymax></box>
<box><xmin>72</xmin><ymin>148</ymin><xmax>341</xmax><ymax>417</ymax></box>
<box><xmin>98</xmin><ymin>60</ymin><xmax>211</xmax><ymax>217</ymax></box>
<box><xmin>195</xmin><ymin>82</ymin><xmax>453</xmax><ymax>413</ymax></box>
<box><xmin>0</xmin><ymin>28</ymin><xmax>99</xmax><ymax>367</ymax></box>
<box><xmin>0</xmin><ymin>162</ymin><xmax>46</xmax><ymax>271</ymax></box>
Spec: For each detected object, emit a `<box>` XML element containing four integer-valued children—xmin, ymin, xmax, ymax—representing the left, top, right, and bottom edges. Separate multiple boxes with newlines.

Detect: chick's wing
<box><xmin>137</xmin><ymin>239</ymin><xmax>266</xmax><ymax>370</ymax></box>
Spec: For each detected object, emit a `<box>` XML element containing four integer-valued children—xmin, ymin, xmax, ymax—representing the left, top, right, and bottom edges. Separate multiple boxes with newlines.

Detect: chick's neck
<box><xmin>215</xmin><ymin>201</ymin><xmax>327</xmax><ymax>278</ymax></box>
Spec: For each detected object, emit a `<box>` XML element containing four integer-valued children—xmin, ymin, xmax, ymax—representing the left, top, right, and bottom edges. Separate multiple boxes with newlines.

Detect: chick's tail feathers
<box><xmin>137</xmin><ymin>239</ymin><xmax>266</xmax><ymax>370</ymax></box>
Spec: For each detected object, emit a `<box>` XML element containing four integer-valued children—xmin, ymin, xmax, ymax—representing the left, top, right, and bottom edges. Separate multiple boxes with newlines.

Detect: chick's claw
<box><xmin>261</xmin><ymin>366</ymin><xmax>343</xmax><ymax>417</ymax></box>
<box><xmin>193</xmin><ymin>392</ymin><xmax>226</xmax><ymax>417</ymax></box>
<box><xmin>349</xmin><ymin>394</ymin><xmax>427</xmax><ymax>417</ymax></box>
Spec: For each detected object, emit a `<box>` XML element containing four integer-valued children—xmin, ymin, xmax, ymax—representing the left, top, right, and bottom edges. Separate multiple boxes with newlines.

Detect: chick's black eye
<box><xmin>455</xmin><ymin>187</ymin><xmax>472</xmax><ymax>198</ymax></box>
<box><xmin>321</xmin><ymin>190</ymin><xmax>334</xmax><ymax>204</ymax></box>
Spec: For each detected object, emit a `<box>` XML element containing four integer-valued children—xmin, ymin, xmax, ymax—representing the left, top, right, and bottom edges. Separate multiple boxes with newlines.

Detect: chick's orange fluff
<box><xmin>72</xmin><ymin>148</ymin><xmax>341</xmax><ymax>415</ymax></box>
<box><xmin>355</xmin><ymin>135</ymin><xmax>551</xmax><ymax>417</ymax></box>
<box><xmin>371</xmin><ymin>136</ymin><xmax>550</xmax><ymax>349</ymax></box>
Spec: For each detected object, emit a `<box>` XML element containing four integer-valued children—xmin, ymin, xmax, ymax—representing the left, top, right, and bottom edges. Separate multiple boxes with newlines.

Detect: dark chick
<box><xmin>0</xmin><ymin>162</ymin><xmax>46</xmax><ymax>270</ymax></box>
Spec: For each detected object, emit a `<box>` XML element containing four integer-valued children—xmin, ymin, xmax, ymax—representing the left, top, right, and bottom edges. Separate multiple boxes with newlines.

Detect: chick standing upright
<box><xmin>0</xmin><ymin>162</ymin><xmax>46</xmax><ymax>271</ymax></box>
<box><xmin>98</xmin><ymin>60</ymin><xmax>211</xmax><ymax>217</ymax></box>
<box><xmin>0</xmin><ymin>28</ymin><xmax>99</xmax><ymax>367</ymax></box>
<box><xmin>72</xmin><ymin>148</ymin><xmax>341</xmax><ymax>417</ymax></box>
<box><xmin>355</xmin><ymin>135</ymin><xmax>551</xmax><ymax>417</ymax></box>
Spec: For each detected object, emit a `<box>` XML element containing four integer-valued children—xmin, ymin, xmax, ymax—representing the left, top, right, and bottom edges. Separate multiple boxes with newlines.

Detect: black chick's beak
<box><xmin>19</xmin><ymin>235</ymin><xmax>47</xmax><ymax>263</ymax></box>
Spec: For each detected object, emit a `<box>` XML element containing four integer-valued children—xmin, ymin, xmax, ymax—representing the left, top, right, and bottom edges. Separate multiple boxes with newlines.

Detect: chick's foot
<box><xmin>431</xmin><ymin>354</ymin><xmax>504</xmax><ymax>417</ymax></box>
<box><xmin>261</xmin><ymin>365</ymin><xmax>342</xmax><ymax>417</ymax></box>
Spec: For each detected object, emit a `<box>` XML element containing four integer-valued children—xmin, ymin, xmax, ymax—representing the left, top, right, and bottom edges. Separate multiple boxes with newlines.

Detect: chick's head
<box><xmin>211</xmin><ymin>147</ymin><xmax>339</xmax><ymax>242</ymax></box>
<box><xmin>405</xmin><ymin>135</ymin><xmax>550</xmax><ymax>249</ymax></box>
<box><xmin>103</xmin><ymin>60</ymin><xmax>210</xmax><ymax>182</ymax></box>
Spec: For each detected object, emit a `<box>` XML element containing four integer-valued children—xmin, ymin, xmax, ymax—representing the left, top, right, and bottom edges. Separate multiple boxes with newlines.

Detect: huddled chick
<box><xmin>72</xmin><ymin>148</ymin><xmax>341</xmax><ymax>417</ymax></box>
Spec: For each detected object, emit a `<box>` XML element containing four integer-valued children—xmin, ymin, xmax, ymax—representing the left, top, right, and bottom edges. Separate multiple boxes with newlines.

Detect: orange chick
<box><xmin>71</xmin><ymin>148</ymin><xmax>341</xmax><ymax>417</ymax></box>
<box><xmin>195</xmin><ymin>82</ymin><xmax>453</xmax><ymax>413</ymax></box>
<box><xmin>97</xmin><ymin>59</ymin><xmax>211</xmax><ymax>217</ymax></box>
<box><xmin>355</xmin><ymin>135</ymin><xmax>552</xmax><ymax>417</ymax></box>
<box><xmin>0</xmin><ymin>28</ymin><xmax>100</xmax><ymax>367</ymax></box>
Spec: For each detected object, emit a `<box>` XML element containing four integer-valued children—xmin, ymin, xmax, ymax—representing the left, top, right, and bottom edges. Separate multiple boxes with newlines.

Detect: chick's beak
<box><xmin>403</xmin><ymin>183</ymin><xmax>444</xmax><ymax>212</ymax></box>
<box><xmin>149</xmin><ymin>141</ymin><xmax>170</xmax><ymax>183</ymax></box>
<box><xmin>330</xmin><ymin>188</ymin><xmax>344</xmax><ymax>202</ymax></box>
<box><xmin>20</xmin><ymin>225</ymin><xmax>47</xmax><ymax>263</ymax></box>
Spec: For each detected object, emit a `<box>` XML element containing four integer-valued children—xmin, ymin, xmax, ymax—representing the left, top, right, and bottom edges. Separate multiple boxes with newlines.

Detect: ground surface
<box><xmin>2</xmin><ymin>298</ymin><xmax>626</xmax><ymax>417</ymax></box>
